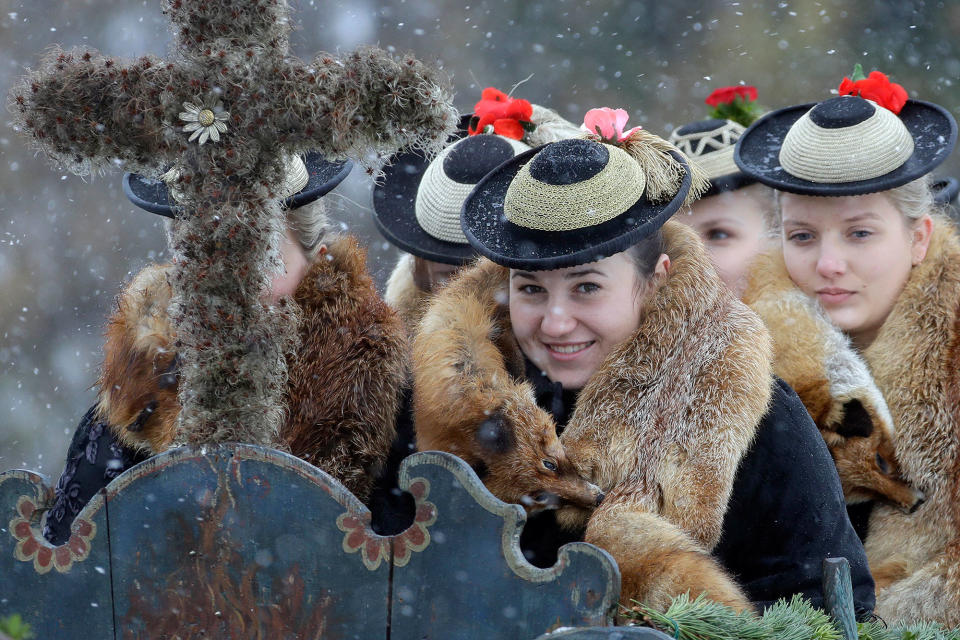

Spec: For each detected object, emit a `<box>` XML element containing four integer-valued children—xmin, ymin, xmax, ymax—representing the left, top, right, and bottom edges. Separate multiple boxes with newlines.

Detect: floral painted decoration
<box><xmin>10</xmin><ymin>495</ymin><xmax>96</xmax><ymax>574</ymax></box>
<box><xmin>838</xmin><ymin>64</ymin><xmax>908</xmax><ymax>115</ymax></box>
<box><xmin>468</xmin><ymin>87</ymin><xmax>534</xmax><ymax>140</ymax></box>
<box><xmin>704</xmin><ymin>85</ymin><xmax>761</xmax><ymax>128</ymax></box>
<box><xmin>179</xmin><ymin>101</ymin><xmax>230</xmax><ymax>145</ymax></box>
<box><xmin>581</xmin><ymin>107</ymin><xmax>642</xmax><ymax>144</ymax></box>
<box><xmin>336</xmin><ymin>477</ymin><xmax>437</xmax><ymax>571</ymax></box>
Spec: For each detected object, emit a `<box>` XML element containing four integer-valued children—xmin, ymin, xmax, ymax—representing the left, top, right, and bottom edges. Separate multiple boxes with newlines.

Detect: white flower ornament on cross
<box><xmin>179</xmin><ymin>101</ymin><xmax>230</xmax><ymax>145</ymax></box>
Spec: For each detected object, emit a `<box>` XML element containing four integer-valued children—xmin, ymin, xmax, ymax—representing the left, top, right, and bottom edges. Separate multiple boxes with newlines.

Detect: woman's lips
<box><xmin>544</xmin><ymin>341</ymin><xmax>595</xmax><ymax>361</ymax></box>
<box><xmin>816</xmin><ymin>288</ymin><xmax>855</xmax><ymax>304</ymax></box>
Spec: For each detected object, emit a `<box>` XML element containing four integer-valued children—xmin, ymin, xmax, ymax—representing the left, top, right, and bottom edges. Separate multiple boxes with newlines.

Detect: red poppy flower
<box><xmin>469</xmin><ymin>86</ymin><xmax>533</xmax><ymax>139</ymax></box>
<box><xmin>837</xmin><ymin>70</ymin><xmax>908</xmax><ymax>115</ymax></box>
<box><xmin>705</xmin><ymin>85</ymin><xmax>758</xmax><ymax>108</ymax></box>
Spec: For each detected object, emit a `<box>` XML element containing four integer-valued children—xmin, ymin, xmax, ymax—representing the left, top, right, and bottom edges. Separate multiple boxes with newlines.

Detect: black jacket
<box><xmin>526</xmin><ymin>365</ymin><xmax>875</xmax><ymax>615</ymax></box>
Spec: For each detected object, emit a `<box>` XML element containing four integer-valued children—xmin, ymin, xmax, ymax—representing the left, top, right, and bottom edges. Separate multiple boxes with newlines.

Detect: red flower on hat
<box><xmin>705</xmin><ymin>85</ymin><xmax>758</xmax><ymax>108</ymax></box>
<box><xmin>838</xmin><ymin>69</ymin><xmax>908</xmax><ymax>115</ymax></box>
<box><xmin>468</xmin><ymin>87</ymin><xmax>534</xmax><ymax>140</ymax></box>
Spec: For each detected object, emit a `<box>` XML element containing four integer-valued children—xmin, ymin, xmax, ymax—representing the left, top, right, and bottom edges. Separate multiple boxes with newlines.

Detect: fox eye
<box><xmin>542</xmin><ymin>459</ymin><xmax>558</xmax><ymax>472</ymax></box>
<box><xmin>875</xmin><ymin>453</ymin><xmax>891</xmax><ymax>475</ymax></box>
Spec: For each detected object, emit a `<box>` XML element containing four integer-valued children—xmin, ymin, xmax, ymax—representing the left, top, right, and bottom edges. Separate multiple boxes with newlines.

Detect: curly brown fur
<box><xmin>743</xmin><ymin>251</ymin><xmax>923</xmax><ymax>513</ymax></box>
<box><xmin>413</xmin><ymin>221</ymin><xmax>772</xmax><ymax>608</ymax></box>
<box><xmin>94</xmin><ymin>235</ymin><xmax>405</xmax><ymax>502</ymax></box>
<box><xmin>857</xmin><ymin>218</ymin><xmax>960</xmax><ymax>624</ymax></box>
<box><xmin>280</xmin><ymin>236</ymin><xmax>406</xmax><ymax>500</ymax></box>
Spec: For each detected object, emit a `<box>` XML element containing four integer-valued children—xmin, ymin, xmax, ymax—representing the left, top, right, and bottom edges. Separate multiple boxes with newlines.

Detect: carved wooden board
<box><xmin>1</xmin><ymin>445</ymin><xmax>619</xmax><ymax>639</ymax></box>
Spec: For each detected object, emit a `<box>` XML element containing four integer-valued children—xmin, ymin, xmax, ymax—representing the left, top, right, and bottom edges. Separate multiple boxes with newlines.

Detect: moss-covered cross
<box><xmin>10</xmin><ymin>0</ymin><xmax>456</xmax><ymax>447</ymax></box>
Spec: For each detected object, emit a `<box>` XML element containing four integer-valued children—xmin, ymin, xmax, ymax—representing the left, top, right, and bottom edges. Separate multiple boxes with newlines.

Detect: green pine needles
<box><xmin>0</xmin><ymin>614</ymin><xmax>35</xmax><ymax>640</ymax></box>
<box><xmin>626</xmin><ymin>593</ymin><xmax>960</xmax><ymax>640</ymax></box>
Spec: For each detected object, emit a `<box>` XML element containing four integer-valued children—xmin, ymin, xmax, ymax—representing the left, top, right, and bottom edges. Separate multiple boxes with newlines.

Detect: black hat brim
<box><xmin>123</xmin><ymin>152</ymin><xmax>352</xmax><ymax>218</ymax></box>
<box><xmin>932</xmin><ymin>176</ymin><xmax>959</xmax><ymax>206</ymax></box>
<box><xmin>462</xmin><ymin>147</ymin><xmax>692</xmax><ymax>270</ymax></box>
<box><xmin>704</xmin><ymin>172</ymin><xmax>759</xmax><ymax>198</ymax></box>
<box><xmin>734</xmin><ymin>99</ymin><xmax>957</xmax><ymax>196</ymax></box>
<box><xmin>371</xmin><ymin>115</ymin><xmax>473</xmax><ymax>265</ymax></box>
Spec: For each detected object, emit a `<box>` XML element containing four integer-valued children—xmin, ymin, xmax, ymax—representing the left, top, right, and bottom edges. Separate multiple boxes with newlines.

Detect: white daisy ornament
<box><xmin>179</xmin><ymin>101</ymin><xmax>229</xmax><ymax>145</ymax></box>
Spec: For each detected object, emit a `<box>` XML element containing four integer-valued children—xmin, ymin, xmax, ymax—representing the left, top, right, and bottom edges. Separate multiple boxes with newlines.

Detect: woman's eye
<box><xmin>542</xmin><ymin>459</ymin><xmax>558</xmax><ymax>472</ymax></box>
<box><xmin>576</xmin><ymin>282</ymin><xmax>599</xmax><ymax>294</ymax></box>
<box><xmin>851</xmin><ymin>229</ymin><xmax>873</xmax><ymax>239</ymax></box>
<box><xmin>706</xmin><ymin>229</ymin><xmax>732</xmax><ymax>241</ymax></box>
<box><xmin>787</xmin><ymin>231</ymin><xmax>813</xmax><ymax>243</ymax></box>
<box><xmin>519</xmin><ymin>284</ymin><xmax>543</xmax><ymax>295</ymax></box>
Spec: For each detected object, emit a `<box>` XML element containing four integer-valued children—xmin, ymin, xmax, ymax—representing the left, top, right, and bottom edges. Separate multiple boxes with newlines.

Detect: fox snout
<box><xmin>522</xmin><ymin>480</ymin><xmax>605</xmax><ymax>514</ymax></box>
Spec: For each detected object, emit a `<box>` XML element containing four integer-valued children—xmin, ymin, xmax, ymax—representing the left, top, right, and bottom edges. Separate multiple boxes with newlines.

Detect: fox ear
<box><xmin>475</xmin><ymin>410</ymin><xmax>515</xmax><ymax>454</ymax></box>
<box><xmin>835</xmin><ymin>399</ymin><xmax>874</xmax><ymax>438</ymax></box>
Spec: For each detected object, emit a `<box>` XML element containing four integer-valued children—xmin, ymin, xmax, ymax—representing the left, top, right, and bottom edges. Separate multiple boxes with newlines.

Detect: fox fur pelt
<box><xmin>95</xmin><ymin>235</ymin><xmax>407</xmax><ymax>502</ymax></box>
<box><xmin>384</xmin><ymin>253</ymin><xmax>432</xmax><ymax>336</ymax></box>
<box><xmin>413</xmin><ymin>221</ymin><xmax>775</xmax><ymax>611</ymax></box>
<box><xmin>743</xmin><ymin>251</ymin><xmax>924</xmax><ymax>514</ymax></box>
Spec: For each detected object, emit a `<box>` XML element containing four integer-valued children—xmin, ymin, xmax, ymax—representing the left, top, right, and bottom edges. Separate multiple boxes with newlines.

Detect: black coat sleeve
<box><xmin>368</xmin><ymin>385</ymin><xmax>417</xmax><ymax>535</ymax></box>
<box><xmin>43</xmin><ymin>406</ymin><xmax>148</xmax><ymax>545</ymax></box>
<box><xmin>714</xmin><ymin>378</ymin><xmax>876</xmax><ymax>617</ymax></box>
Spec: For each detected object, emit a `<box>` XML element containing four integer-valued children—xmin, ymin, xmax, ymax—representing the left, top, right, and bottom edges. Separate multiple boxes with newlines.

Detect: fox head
<box><xmin>473</xmin><ymin>394</ymin><xmax>606</xmax><ymax>514</ymax></box>
<box><xmin>822</xmin><ymin>398</ymin><xmax>924</xmax><ymax>514</ymax></box>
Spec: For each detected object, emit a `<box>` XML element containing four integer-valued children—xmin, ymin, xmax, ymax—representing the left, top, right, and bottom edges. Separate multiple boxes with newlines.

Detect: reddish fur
<box><xmin>94</xmin><ymin>235</ymin><xmax>406</xmax><ymax>502</ymax></box>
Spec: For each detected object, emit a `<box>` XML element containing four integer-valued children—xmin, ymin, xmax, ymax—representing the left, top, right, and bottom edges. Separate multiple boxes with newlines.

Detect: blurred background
<box><xmin>2</xmin><ymin>0</ymin><xmax>959</xmax><ymax>476</ymax></box>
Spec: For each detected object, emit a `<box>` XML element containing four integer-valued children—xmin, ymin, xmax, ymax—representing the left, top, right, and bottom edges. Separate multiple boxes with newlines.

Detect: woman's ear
<box><xmin>911</xmin><ymin>215</ymin><xmax>934</xmax><ymax>266</ymax></box>
<box><xmin>654</xmin><ymin>253</ymin><xmax>671</xmax><ymax>278</ymax></box>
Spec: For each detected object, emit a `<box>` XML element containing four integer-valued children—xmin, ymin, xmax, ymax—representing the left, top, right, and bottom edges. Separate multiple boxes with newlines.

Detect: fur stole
<box><xmin>95</xmin><ymin>235</ymin><xmax>407</xmax><ymax>502</ymax></box>
<box><xmin>413</xmin><ymin>221</ymin><xmax>774</xmax><ymax>610</ymax></box>
<box><xmin>859</xmin><ymin>218</ymin><xmax>960</xmax><ymax>624</ymax></box>
<box><xmin>384</xmin><ymin>253</ymin><xmax>432</xmax><ymax>336</ymax></box>
<box><xmin>743</xmin><ymin>251</ymin><xmax>923</xmax><ymax>512</ymax></box>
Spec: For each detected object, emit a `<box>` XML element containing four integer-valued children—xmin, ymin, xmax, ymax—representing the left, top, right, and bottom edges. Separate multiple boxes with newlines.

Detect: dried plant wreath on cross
<box><xmin>9</xmin><ymin>0</ymin><xmax>457</xmax><ymax>448</ymax></box>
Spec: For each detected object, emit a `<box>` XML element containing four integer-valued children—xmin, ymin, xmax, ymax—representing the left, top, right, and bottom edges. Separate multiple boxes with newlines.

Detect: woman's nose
<box><xmin>540</xmin><ymin>302</ymin><xmax>576</xmax><ymax>337</ymax></box>
<box><xmin>815</xmin><ymin>242</ymin><xmax>846</xmax><ymax>278</ymax></box>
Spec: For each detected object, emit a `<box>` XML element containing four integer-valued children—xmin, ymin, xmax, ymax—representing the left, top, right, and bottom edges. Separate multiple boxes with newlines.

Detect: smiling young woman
<box><xmin>736</xmin><ymin>70</ymin><xmax>960</xmax><ymax>625</ymax></box>
<box><xmin>412</xmin><ymin>117</ymin><xmax>873</xmax><ymax>615</ymax></box>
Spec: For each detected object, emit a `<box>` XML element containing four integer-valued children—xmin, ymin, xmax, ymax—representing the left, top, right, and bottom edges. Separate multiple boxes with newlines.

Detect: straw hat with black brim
<box><xmin>372</xmin><ymin>130</ymin><xmax>529</xmax><ymax>265</ymax></box>
<box><xmin>462</xmin><ymin>137</ymin><xmax>693</xmax><ymax>271</ymax></box>
<box><xmin>932</xmin><ymin>176</ymin><xmax>959</xmax><ymax>206</ymax></box>
<box><xmin>734</xmin><ymin>95</ymin><xmax>957</xmax><ymax>196</ymax></box>
<box><xmin>123</xmin><ymin>151</ymin><xmax>352</xmax><ymax>217</ymax></box>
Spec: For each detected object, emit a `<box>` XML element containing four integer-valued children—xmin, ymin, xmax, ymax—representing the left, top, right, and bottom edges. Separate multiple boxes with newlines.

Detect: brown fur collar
<box><xmin>384</xmin><ymin>253</ymin><xmax>432</xmax><ymax>336</ymax></box>
<box><xmin>413</xmin><ymin>221</ymin><xmax>774</xmax><ymax>608</ymax></box>
<box><xmin>858</xmin><ymin>218</ymin><xmax>960</xmax><ymax>623</ymax></box>
<box><xmin>95</xmin><ymin>235</ymin><xmax>407</xmax><ymax>501</ymax></box>
<box><xmin>743</xmin><ymin>250</ymin><xmax>923</xmax><ymax>513</ymax></box>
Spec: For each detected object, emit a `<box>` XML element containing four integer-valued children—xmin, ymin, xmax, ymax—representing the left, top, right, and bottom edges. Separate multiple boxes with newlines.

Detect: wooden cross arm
<box><xmin>273</xmin><ymin>46</ymin><xmax>458</xmax><ymax>163</ymax></box>
<box><xmin>8</xmin><ymin>46</ymin><xmax>179</xmax><ymax>176</ymax></box>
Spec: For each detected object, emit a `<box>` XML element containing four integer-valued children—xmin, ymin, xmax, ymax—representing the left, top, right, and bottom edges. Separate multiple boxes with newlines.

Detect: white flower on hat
<box><xmin>179</xmin><ymin>101</ymin><xmax>229</xmax><ymax>145</ymax></box>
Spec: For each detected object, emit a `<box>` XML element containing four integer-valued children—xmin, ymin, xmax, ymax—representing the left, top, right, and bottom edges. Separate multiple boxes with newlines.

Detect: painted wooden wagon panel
<box><xmin>0</xmin><ymin>445</ymin><xmax>620</xmax><ymax>639</ymax></box>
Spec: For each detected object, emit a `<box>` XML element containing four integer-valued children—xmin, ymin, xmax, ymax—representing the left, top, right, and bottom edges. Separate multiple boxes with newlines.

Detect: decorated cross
<box><xmin>10</xmin><ymin>0</ymin><xmax>456</xmax><ymax>447</ymax></box>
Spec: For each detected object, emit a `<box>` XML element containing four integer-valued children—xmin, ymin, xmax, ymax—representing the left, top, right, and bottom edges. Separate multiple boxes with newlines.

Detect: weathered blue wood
<box><xmin>534</xmin><ymin>628</ymin><xmax>675</xmax><ymax>639</ymax></box>
<box><xmin>0</xmin><ymin>470</ymin><xmax>114</xmax><ymax>638</ymax></box>
<box><xmin>390</xmin><ymin>451</ymin><xmax>620</xmax><ymax>639</ymax></box>
<box><xmin>822</xmin><ymin>557</ymin><xmax>857</xmax><ymax>640</ymax></box>
<box><xmin>105</xmin><ymin>444</ymin><xmax>390</xmax><ymax>640</ymax></box>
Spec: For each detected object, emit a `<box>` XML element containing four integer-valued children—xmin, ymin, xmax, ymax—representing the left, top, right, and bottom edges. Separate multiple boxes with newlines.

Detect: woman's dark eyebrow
<box><xmin>565</xmin><ymin>268</ymin><xmax>605</xmax><ymax>279</ymax></box>
<box><xmin>511</xmin><ymin>271</ymin><xmax>537</xmax><ymax>280</ymax></box>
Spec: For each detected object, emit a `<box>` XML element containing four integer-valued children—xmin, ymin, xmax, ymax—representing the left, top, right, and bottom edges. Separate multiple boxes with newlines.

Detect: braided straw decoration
<box><xmin>779</xmin><ymin>102</ymin><xmax>915</xmax><ymax>183</ymax></box>
<box><xmin>416</xmin><ymin>136</ymin><xmax>529</xmax><ymax>243</ymax></box>
<box><xmin>504</xmin><ymin>143</ymin><xmax>645</xmax><ymax>231</ymax></box>
<box><xmin>163</xmin><ymin>154</ymin><xmax>309</xmax><ymax>204</ymax></box>
<box><xmin>669</xmin><ymin>120</ymin><xmax>745</xmax><ymax>180</ymax></box>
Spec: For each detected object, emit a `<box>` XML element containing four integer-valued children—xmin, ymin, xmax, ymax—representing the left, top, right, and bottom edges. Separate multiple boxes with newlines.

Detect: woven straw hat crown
<box><xmin>415</xmin><ymin>134</ymin><xmax>529</xmax><ymax>243</ymax></box>
<box><xmin>503</xmin><ymin>139</ymin><xmax>646</xmax><ymax>232</ymax></box>
<box><xmin>779</xmin><ymin>96</ymin><xmax>914</xmax><ymax>184</ymax></box>
<box><xmin>670</xmin><ymin>119</ymin><xmax>746</xmax><ymax>182</ymax></box>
